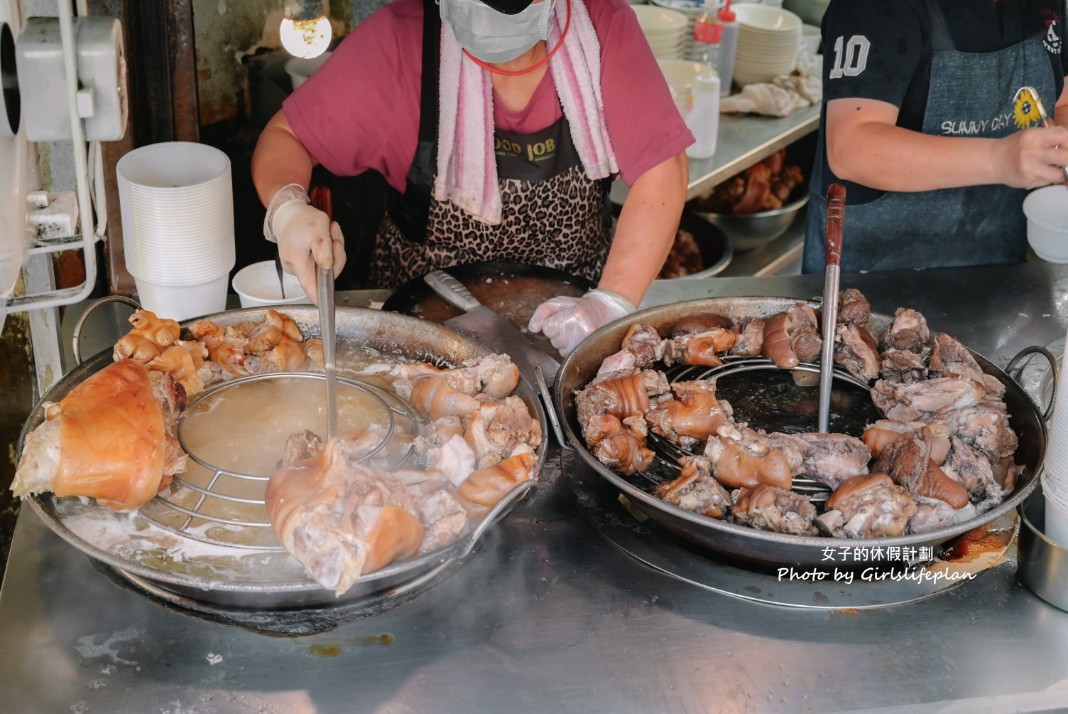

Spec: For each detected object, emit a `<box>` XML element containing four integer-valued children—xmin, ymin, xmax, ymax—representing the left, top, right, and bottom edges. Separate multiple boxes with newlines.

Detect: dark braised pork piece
<box><xmin>870</xmin><ymin>376</ymin><xmax>985</xmax><ymax>422</ymax></box>
<box><xmin>930</xmin><ymin>403</ymin><xmax>1017</xmax><ymax>464</ymax></box>
<box><xmin>576</xmin><ymin>369</ymin><xmax>670</xmax><ymax>424</ymax></box>
<box><xmin>576</xmin><ymin>368</ymin><xmax>669</xmax><ymax>475</ymax></box>
<box><xmin>879</xmin><ymin>308</ymin><xmax>931</xmax><ymax>384</ymax></box>
<box><xmin>778</xmin><ymin>432</ymin><xmax>871</xmax><ymax>490</ymax></box>
<box><xmin>655</xmin><ymin>455</ymin><xmax>732</xmax><ymax>518</ymax></box>
<box><xmin>834</xmin><ymin>293</ymin><xmax>881</xmax><ymax>383</ymax></box>
<box><xmin>762</xmin><ymin>303</ymin><xmax>821</xmax><ymax>369</ymax></box>
<box><xmin>732</xmin><ymin>484</ymin><xmax>818</xmax><ymax>536</ymax></box>
<box><xmin>671</xmin><ymin>313</ymin><xmax>732</xmax><ymax>337</ymax></box>
<box><xmin>704</xmin><ymin>423</ymin><xmax>800</xmax><ymax>490</ymax></box>
<box><xmin>815</xmin><ymin>474</ymin><xmax>917</xmax><ymax>538</ymax></box>
<box><xmin>862</xmin><ymin>420</ymin><xmax>951</xmax><ymax>464</ymax></box>
<box><xmin>730</xmin><ymin>317</ymin><xmax>766</xmax><ymax>356</ymax></box>
<box><xmin>940</xmin><ymin>437</ymin><xmax>1010</xmax><ymax>513</ymax></box>
<box><xmin>598</xmin><ymin>324</ymin><xmax>665</xmax><ymax>375</ymax></box>
<box><xmin>583</xmin><ymin>414</ymin><xmax>654</xmax><ymax>475</ymax></box>
<box><xmin>837</xmin><ymin>288</ymin><xmax>871</xmax><ymax>325</ymax></box>
<box><xmin>872</xmin><ymin>431</ymin><xmax>970</xmax><ymax>508</ymax></box>
<box><xmin>661</xmin><ymin>327</ymin><xmax>737</xmax><ymax>368</ymax></box>
<box><xmin>928</xmin><ymin>332</ymin><xmax>984</xmax><ymax>383</ymax></box>
<box><xmin>645</xmin><ymin>379</ymin><xmax>734</xmax><ymax>448</ymax></box>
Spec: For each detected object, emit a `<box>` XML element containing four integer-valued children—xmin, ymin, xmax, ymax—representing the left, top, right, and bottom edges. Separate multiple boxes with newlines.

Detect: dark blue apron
<box><xmin>803</xmin><ymin>0</ymin><xmax>1056</xmax><ymax>273</ymax></box>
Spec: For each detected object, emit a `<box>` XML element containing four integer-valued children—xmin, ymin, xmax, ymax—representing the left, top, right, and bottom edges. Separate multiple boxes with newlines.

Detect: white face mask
<box><xmin>440</xmin><ymin>0</ymin><xmax>555</xmax><ymax>64</ymax></box>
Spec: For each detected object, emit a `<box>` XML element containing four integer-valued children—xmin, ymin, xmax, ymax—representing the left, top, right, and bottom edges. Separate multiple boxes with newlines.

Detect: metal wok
<box><xmin>20</xmin><ymin>306</ymin><xmax>548</xmax><ymax>608</ymax></box>
<box><xmin>554</xmin><ymin>296</ymin><xmax>1046</xmax><ymax>569</ymax></box>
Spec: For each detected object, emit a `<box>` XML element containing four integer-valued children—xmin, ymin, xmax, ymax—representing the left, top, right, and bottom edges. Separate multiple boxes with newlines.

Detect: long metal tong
<box><xmin>817</xmin><ymin>183</ymin><xmax>846</xmax><ymax>434</ymax></box>
<box><xmin>310</xmin><ymin>186</ymin><xmax>339</xmax><ymax>440</ymax></box>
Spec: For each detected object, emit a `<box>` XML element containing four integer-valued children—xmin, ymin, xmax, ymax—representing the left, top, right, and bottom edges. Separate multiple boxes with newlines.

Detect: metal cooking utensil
<box><xmin>423</xmin><ymin>269</ymin><xmax>561</xmax><ymax>386</ymax></box>
<box><xmin>818</xmin><ymin>183</ymin><xmax>846</xmax><ymax>433</ymax></box>
<box><xmin>311</xmin><ymin>186</ymin><xmax>338</xmax><ymax>439</ymax></box>
<box><xmin>1014</xmin><ymin>86</ymin><xmax>1068</xmax><ymax>181</ymax></box>
<box><xmin>274</xmin><ymin>253</ymin><xmax>287</xmax><ymax>300</ymax></box>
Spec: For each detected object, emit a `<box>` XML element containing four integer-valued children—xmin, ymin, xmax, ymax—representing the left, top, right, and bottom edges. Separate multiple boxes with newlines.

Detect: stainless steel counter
<box><xmin>3</xmin><ymin>262</ymin><xmax>1068</xmax><ymax>713</ymax></box>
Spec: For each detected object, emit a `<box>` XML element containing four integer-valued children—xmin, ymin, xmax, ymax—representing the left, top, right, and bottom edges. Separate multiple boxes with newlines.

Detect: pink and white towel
<box><xmin>433</xmin><ymin>0</ymin><xmax>619</xmax><ymax>225</ymax></box>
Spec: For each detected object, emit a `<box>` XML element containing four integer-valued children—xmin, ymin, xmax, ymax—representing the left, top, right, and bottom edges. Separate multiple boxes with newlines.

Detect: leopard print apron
<box><xmin>373</xmin><ymin>115</ymin><xmax>613</xmax><ymax>289</ymax></box>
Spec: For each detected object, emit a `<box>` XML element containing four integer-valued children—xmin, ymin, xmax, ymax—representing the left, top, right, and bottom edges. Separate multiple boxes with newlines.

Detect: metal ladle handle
<box><xmin>311</xmin><ymin>186</ymin><xmax>338</xmax><ymax>440</ymax></box>
<box><xmin>818</xmin><ymin>183</ymin><xmax>846</xmax><ymax>433</ymax></box>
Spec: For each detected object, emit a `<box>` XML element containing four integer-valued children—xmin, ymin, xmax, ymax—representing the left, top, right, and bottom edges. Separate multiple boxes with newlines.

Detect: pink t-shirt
<box><xmin>283</xmin><ymin>0</ymin><xmax>693</xmax><ymax>192</ymax></box>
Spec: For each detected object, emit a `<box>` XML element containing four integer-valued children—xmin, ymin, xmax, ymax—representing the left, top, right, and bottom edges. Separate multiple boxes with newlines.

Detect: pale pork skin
<box><xmin>12</xmin><ymin>360</ymin><xmax>186</xmax><ymax>510</ymax></box>
<box><xmin>266</xmin><ymin>432</ymin><xmax>431</xmax><ymax>597</ymax></box>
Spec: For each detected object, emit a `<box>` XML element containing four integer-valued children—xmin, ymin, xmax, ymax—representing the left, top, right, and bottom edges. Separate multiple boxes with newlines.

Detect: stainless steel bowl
<box><xmin>1018</xmin><ymin>488</ymin><xmax>1068</xmax><ymax>612</ymax></box>
<box><xmin>692</xmin><ymin>195</ymin><xmax>809</xmax><ymax>253</ymax></box>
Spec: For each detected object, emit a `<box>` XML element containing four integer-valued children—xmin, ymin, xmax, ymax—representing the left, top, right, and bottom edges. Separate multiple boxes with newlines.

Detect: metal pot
<box><xmin>20</xmin><ymin>305</ymin><xmax>548</xmax><ymax>608</ymax></box>
<box><xmin>554</xmin><ymin>296</ymin><xmax>1046</xmax><ymax>568</ymax></box>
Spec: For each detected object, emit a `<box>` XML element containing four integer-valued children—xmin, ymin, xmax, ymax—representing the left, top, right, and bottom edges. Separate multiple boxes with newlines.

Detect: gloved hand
<box><xmin>528</xmin><ymin>289</ymin><xmax>637</xmax><ymax>357</ymax></box>
<box><xmin>264</xmin><ymin>184</ymin><xmax>347</xmax><ymax>303</ymax></box>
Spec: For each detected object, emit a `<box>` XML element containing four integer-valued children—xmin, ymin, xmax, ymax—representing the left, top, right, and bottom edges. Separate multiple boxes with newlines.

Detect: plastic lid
<box><xmin>718</xmin><ymin>0</ymin><xmax>735</xmax><ymax>23</ymax></box>
<box><xmin>693</xmin><ymin>16</ymin><xmax>723</xmax><ymax>43</ymax></box>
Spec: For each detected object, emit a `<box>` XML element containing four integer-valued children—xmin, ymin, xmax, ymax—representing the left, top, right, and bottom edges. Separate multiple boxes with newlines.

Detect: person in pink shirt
<box><xmin>252</xmin><ymin>0</ymin><xmax>693</xmax><ymax>356</ymax></box>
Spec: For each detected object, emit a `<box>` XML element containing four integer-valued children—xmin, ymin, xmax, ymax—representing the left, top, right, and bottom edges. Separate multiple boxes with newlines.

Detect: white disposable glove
<box><xmin>263</xmin><ymin>183</ymin><xmax>346</xmax><ymax>303</ymax></box>
<box><xmin>528</xmin><ymin>289</ymin><xmax>637</xmax><ymax>357</ymax></box>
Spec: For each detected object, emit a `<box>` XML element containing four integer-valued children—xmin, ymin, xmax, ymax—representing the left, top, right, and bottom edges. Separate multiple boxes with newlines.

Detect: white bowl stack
<box><xmin>649</xmin><ymin>0</ymin><xmax>706</xmax><ymax>61</ymax></box>
<box><xmin>732</xmin><ymin>4</ymin><xmax>802</xmax><ymax>86</ymax></box>
<box><xmin>117</xmin><ymin>142</ymin><xmax>236</xmax><ymax>321</ymax></box>
<box><xmin>632</xmin><ymin>5</ymin><xmax>690</xmax><ymax>60</ymax></box>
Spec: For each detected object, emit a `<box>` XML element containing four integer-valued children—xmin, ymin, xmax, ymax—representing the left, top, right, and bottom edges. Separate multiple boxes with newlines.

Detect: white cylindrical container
<box><xmin>117</xmin><ymin>142</ymin><xmax>235</xmax><ymax>281</ymax></box>
<box><xmin>685</xmin><ymin>69</ymin><xmax>721</xmax><ymax>159</ymax></box>
<box><xmin>1042</xmin><ymin>326</ymin><xmax>1068</xmax><ymax>547</ymax></box>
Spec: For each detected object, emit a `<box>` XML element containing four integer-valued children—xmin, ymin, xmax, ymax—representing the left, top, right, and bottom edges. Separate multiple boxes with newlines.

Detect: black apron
<box><xmin>372</xmin><ymin>1</ymin><xmax>612</xmax><ymax>289</ymax></box>
<box><xmin>802</xmin><ymin>0</ymin><xmax>1055</xmax><ymax>273</ymax></box>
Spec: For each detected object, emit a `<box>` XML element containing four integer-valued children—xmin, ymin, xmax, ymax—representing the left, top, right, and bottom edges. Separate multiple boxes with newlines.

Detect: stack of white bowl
<box><xmin>649</xmin><ymin>0</ymin><xmax>706</xmax><ymax>61</ymax></box>
<box><xmin>117</xmin><ymin>142</ymin><xmax>236</xmax><ymax>321</ymax></box>
<box><xmin>732</xmin><ymin>4</ymin><xmax>802</xmax><ymax>86</ymax></box>
<box><xmin>632</xmin><ymin>4</ymin><xmax>689</xmax><ymax>60</ymax></box>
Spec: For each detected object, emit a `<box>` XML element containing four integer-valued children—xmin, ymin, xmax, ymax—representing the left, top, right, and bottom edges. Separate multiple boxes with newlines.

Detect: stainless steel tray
<box><xmin>19</xmin><ymin>306</ymin><xmax>548</xmax><ymax>608</ymax></box>
<box><xmin>555</xmin><ymin>296</ymin><xmax>1046</xmax><ymax>568</ymax></box>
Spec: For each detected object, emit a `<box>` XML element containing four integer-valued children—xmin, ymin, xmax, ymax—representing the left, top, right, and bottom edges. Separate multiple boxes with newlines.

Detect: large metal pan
<box><xmin>554</xmin><ymin>297</ymin><xmax>1046</xmax><ymax>568</ymax></box>
<box><xmin>19</xmin><ymin>306</ymin><xmax>548</xmax><ymax>608</ymax></box>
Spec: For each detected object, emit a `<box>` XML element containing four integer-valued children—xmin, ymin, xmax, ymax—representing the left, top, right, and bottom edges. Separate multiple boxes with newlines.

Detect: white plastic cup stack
<box><xmin>117</xmin><ymin>142</ymin><xmax>236</xmax><ymax>321</ymax></box>
<box><xmin>1042</xmin><ymin>329</ymin><xmax>1068</xmax><ymax>547</ymax></box>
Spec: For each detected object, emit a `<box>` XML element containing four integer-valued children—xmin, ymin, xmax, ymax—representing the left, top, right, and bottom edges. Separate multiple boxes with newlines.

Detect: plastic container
<box><xmin>717</xmin><ymin>0</ymin><xmax>739</xmax><ymax>96</ymax></box>
<box><xmin>685</xmin><ymin>69</ymin><xmax>721</xmax><ymax>159</ymax></box>
<box><xmin>134</xmin><ymin>273</ymin><xmax>230</xmax><ymax>322</ymax></box>
<box><xmin>690</xmin><ymin>12</ymin><xmax>722</xmax><ymax>68</ymax></box>
<box><xmin>232</xmin><ymin>260</ymin><xmax>311</xmax><ymax>308</ymax></box>
<box><xmin>1023</xmin><ymin>185</ymin><xmax>1068</xmax><ymax>263</ymax></box>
